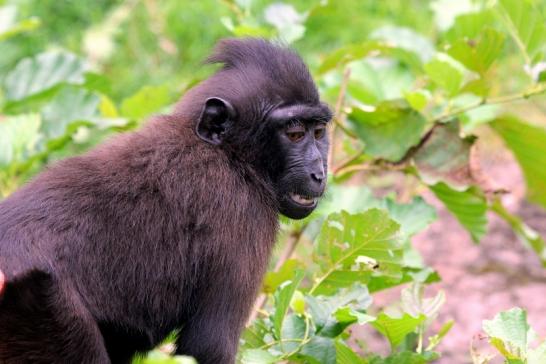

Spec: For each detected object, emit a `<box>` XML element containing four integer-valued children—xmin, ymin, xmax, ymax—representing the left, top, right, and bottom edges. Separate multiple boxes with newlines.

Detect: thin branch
<box><xmin>434</xmin><ymin>85</ymin><xmax>546</xmax><ymax>123</ymax></box>
<box><xmin>328</xmin><ymin>68</ymin><xmax>354</xmax><ymax>172</ymax></box>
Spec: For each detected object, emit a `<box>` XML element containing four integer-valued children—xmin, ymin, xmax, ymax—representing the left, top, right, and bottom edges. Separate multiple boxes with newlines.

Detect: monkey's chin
<box><xmin>279</xmin><ymin>194</ymin><xmax>319</xmax><ymax>220</ymax></box>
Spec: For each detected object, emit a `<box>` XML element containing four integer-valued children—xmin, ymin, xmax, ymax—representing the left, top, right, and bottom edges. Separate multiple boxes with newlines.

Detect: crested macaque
<box><xmin>0</xmin><ymin>38</ymin><xmax>332</xmax><ymax>364</ymax></box>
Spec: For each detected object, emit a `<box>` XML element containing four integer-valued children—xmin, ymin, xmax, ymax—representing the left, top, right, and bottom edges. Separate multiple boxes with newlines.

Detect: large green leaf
<box><xmin>491</xmin><ymin>115</ymin><xmax>546</xmax><ymax>208</ymax></box>
<box><xmin>413</xmin><ymin>122</ymin><xmax>477</xmax><ymax>190</ymax></box>
<box><xmin>447</xmin><ymin>28</ymin><xmax>505</xmax><ymax>76</ymax></box>
<box><xmin>348</xmin><ymin>100</ymin><xmax>426</xmax><ymax>161</ymax></box>
<box><xmin>498</xmin><ymin>0</ymin><xmax>546</xmax><ymax>64</ymax></box>
<box><xmin>313</xmin><ymin>209</ymin><xmax>403</xmax><ymax>294</ymax></box>
<box><xmin>443</xmin><ymin>10</ymin><xmax>496</xmax><ymax>43</ymax></box>
<box><xmin>370</xmin><ymin>313</ymin><xmax>426</xmax><ymax>349</ymax></box>
<box><xmin>0</xmin><ymin>114</ymin><xmax>41</xmax><ymax>168</ymax></box>
<box><xmin>430</xmin><ymin>183</ymin><xmax>487</xmax><ymax>243</ymax></box>
<box><xmin>3</xmin><ymin>51</ymin><xmax>87</xmax><ymax>102</ymax></box>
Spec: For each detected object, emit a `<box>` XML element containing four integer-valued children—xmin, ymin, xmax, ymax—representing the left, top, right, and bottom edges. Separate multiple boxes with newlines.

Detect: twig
<box><xmin>328</xmin><ymin>68</ymin><xmax>354</xmax><ymax>171</ymax></box>
<box><xmin>434</xmin><ymin>85</ymin><xmax>546</xmax><ymax>123</ymax></box>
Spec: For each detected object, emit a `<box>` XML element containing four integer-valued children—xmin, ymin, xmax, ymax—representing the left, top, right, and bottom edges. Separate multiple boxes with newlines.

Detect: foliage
<box><xmin>1</xmin><ymin>0</ymin><xmax>546</xmax><ymax>363</ymax></box>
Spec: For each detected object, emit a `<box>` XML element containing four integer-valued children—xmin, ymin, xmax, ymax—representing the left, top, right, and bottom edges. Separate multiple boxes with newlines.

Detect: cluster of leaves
<box><xmin>2</xmin><ymin>0</ymin><xmax>546</xmax><ymax>363</ymax></box>
<box><xmin>0</xmin><ymin>4</ymin><xmax>175</xmax><ymax>197</ymax></box>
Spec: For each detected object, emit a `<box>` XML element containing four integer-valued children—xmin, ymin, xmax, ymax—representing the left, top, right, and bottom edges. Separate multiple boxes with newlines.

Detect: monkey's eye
<box><xmin>314</xmin><ymin>125</ymin><xmax>326</xmax><ymax>139</ymax></box>
<box><xmin>285</xmin><ymin>123</ymin><xmax>305</xmax><ymax>142</ymax></box>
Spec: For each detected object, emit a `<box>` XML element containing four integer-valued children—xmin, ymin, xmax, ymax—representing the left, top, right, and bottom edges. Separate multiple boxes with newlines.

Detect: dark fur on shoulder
<box><xmin>0</xmin><ymin>38</ymin><xmax>328</xmax><ymax>364</ymax></box>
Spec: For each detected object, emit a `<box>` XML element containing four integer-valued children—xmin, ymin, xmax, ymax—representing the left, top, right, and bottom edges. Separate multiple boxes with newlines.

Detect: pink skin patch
<box><xmin>0</xmin><ymin>269</ymin><xmax>4</xmax><ymax>295</ymax></box>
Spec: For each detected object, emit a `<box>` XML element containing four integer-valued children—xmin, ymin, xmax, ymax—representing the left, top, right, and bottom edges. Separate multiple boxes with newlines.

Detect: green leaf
<box><xmin>263</xmin><ymin>259</ymin><xmax>303</xmax><ymax>294</ymax></box>
<box><xmin>404</xmin><ymin>90</ymin><xmax>430</xmax><ymax>112</ymax></box>
<box><xmin>447</xmin><ymin>28</ymin><xmax>505</xmax><ymax>76</ymax></box>
<box><xmin>498</xmin><ymin>0</ymin><xmax>546</xmax><ymax>65</ymax></box>
<box><xmin>241</xmin><ymin>318</ymin><xmax>271</xmax><ymax>350</ymax></box>
<box><xmin>348</xmin><ymin>100</ymin><xmax>426</xmax><ymax>161</ymax></box>
<box><xmin>443</xmin><ymin>10</ymin><xmax>496</xmax><ymax>43</ymax></box>
<box><xmin>414</xmin><ymin>122</ymin><xmax>477</xmax><ymax>190</ymax></box>
<box><xmin>133</xmin><ymin>350</ymin><xmax>196</xmax><ymax>364</ymax></box>
<box><xmin>306</xmin><ymin>285</ymin><xmax>372</xmax><ymax>338</ymax></box>
<box><xmin>279</xmin><ymin>314</ymin><xmax>307</xmax><ymax>353</ymax></box>
<box><xmin>430</xmin><ymin>183</ymin><xmax>487</xmax><ymax>243</ymax></box>
<box><xmin>369</xmin><ymin>351</ymin><xmax>439</xmax><ymax>364</ymax></box>
<box><xmin>491</xmin><ymin>115</ymin><xmax>546</xmax><ymax>208</ymax></box>
<box><xmin>41</xmin><ymin>86</ymin><xmax>101</xmax><ymax>140</ymax></box>
<box><xmin>300</xmin><ymin>336</ymin><xmax>336</xmax><ymax>364</ymax></box>
<box><xmin>317</xmin><ymin>41</ymin><xmax>385</xmax><ymax>74</ymax></box>
<box><xmin>0</xmin><ymin>114</ymin><xmax>41</xmax><ymax>168</ymax></box>
<box><xmin>483</xmin><ymin>307</ymin><xmax>531</xmax><ymax>360</ymax></box>
<box><xmin>369</xmin><ymin>25</ymin><xmax>435</xmax><ymax>63</ymax></box>
<box><xmin>313</xmin><ymin>209</ymin><xmax>403</xmax><ymax>294</ymax></box>
<box><xmin>240</xmin><ymin>349</ymin><xmax>280</xmax><ymax>364</ymax></box>
<box><xmin>272</xmin><ymin>270</ymin><xmax>304</xmax><ymax>340</ymax></box>
<box><xmin>424</xmin><ymin>53</ymin><xmax>466</xmax><ymax>97</ymax></box>
<box><xmin>0</xmin><ymin>16</ymin><xmax>40</xmax><ymax>41</ymax></box>
<box><xmin>120</xmin><ymin>85</ymin><xmax>171</xmax><ymax>120</ymax></box>
<box><xmin>3</xmin><ymin>51</ymin><xmax>87</xmax><ymax>102</ymax></box>
<box><xmin>370</xmin><ymin>313</ymin><xmax>426</xmax><ymax>349</ymax></box>
<box><xmin>335</xmin><ymin>340</ymin><xmax>365</xmax><ymax>364</ymax></box>
<box><xmin>384</xmin><ymin>197</ymin><xmax>437</xmax><ymax>239</ymax></box>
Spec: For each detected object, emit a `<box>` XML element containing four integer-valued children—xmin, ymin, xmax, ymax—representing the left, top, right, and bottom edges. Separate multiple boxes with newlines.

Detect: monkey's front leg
<box><xmin>175</xmin><ymin>280</ymin><xmax>255</xmax><ymax>364</ymax></box>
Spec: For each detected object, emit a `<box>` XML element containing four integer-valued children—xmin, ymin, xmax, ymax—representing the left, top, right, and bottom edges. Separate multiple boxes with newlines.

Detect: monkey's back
<box><xmin>0</xmin><ymin>115</ymin><xmax>279</xmax><ymax>356</ymax></box>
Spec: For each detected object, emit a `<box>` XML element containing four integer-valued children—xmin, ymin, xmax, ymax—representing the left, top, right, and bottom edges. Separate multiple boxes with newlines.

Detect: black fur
<box><xmin>0</xmin><ymin>38</ymin><xmax>331</xmax><ymax>363</ymax></box>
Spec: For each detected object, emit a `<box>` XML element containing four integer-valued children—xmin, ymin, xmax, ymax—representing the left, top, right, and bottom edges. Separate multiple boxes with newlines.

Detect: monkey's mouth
<box><xmin>289</xmin><ymin>193</ymin><xmax>318</xmax><ymax>207</ymax></box>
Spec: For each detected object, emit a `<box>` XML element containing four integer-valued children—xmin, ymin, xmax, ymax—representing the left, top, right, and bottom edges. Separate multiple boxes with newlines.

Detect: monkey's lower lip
<box><xmin>289</xmin><ymin>193</ymin><xmax>317</xmax><ymax>206</ymax></box>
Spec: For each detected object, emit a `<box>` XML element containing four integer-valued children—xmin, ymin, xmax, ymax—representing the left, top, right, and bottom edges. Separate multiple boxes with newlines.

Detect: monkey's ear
<box><xmin>196</xmin><ymin>97</ymin><xmax>236</xmax><ymax>145</ymax></box>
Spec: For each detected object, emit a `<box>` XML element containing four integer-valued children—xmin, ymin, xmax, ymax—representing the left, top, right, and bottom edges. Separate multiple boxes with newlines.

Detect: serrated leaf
<box><xmin>498</xmin><ymin>0</ymin><xmax>546</xmax><ymax>65</ymax></box>
<box><xmin>424</xmin><ymin>53</ymin><xmax>466</xmax><ymax>97</ymax></box>
<box><xmin>348</xmin><ymin>100</ymin><xmax>426</xmax><ymax>161</ymax></box>
<box><xmin>272</xmin><ymin>270</ymin><xmax>304</xmax><ymax>340</ymax></box>
<box><xmin>313</xmin><ymin>209</ymin><xmax>403</xmax><ymax>294</ymax></box>
<box><xmin>491</xmin><ymin>115</ymin><xmax>546</xmax><ymax>208</ymax></box>
<box><xmin>120</xmin><ymin>85</ymin><xmax>171</xmax><ymax>120</ymax></box>
<box><xmin>483</xmin><ymin>307</ymin><xmax>531</xmax><ymax>360</ymax></box>
<box><xmin>414</xmin><ymin>122</ymin><xmax>477</xmax><ymax>189</ymax></box>
<box><xmin>370</xmin><ymin>313</ymin><xmax>426</xmax><ymax>348</ymax></box>
<box><xmin>430</xmin><ymin>183</ymin><xmax>487</xmax><ymax>243</ymax></box>
<box><xmin>0</xmin><ymin>114</ymin><xmax>41</xmax><ymax>167</ymax></box>
<box><xmin>447</xmin><ymin>28</ymin><xmax>505</xmax><ymax>75</ymax></box>
<box><xmin>240</xmin><ymin>349</ymin><xmax>280</xmax><ymax>364</ymax></box>
<box><xmin>3</xmin><ymin>51</ymin><xmax>87</xmax><ymax>102</ymax></box>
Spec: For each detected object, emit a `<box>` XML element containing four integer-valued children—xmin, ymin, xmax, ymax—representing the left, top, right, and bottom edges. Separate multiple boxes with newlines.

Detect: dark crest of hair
<box><xmin>205</xmin><ymin>38</ymin><xmax>320</xmax><ymax>105</ymax></box>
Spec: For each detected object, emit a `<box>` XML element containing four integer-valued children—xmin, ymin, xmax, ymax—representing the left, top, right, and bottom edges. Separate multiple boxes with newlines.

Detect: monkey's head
<box><xmin>178</xmin><ymin>38</ymin><xmax>332</xmax><ymax>219</ymax></box>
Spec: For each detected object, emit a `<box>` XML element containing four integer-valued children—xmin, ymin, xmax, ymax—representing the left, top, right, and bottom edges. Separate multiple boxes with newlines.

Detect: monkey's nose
<box><xmin>311</xmin><ymin>171</ymin><xmax>325</xmax><ymax>184</ymax></box>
